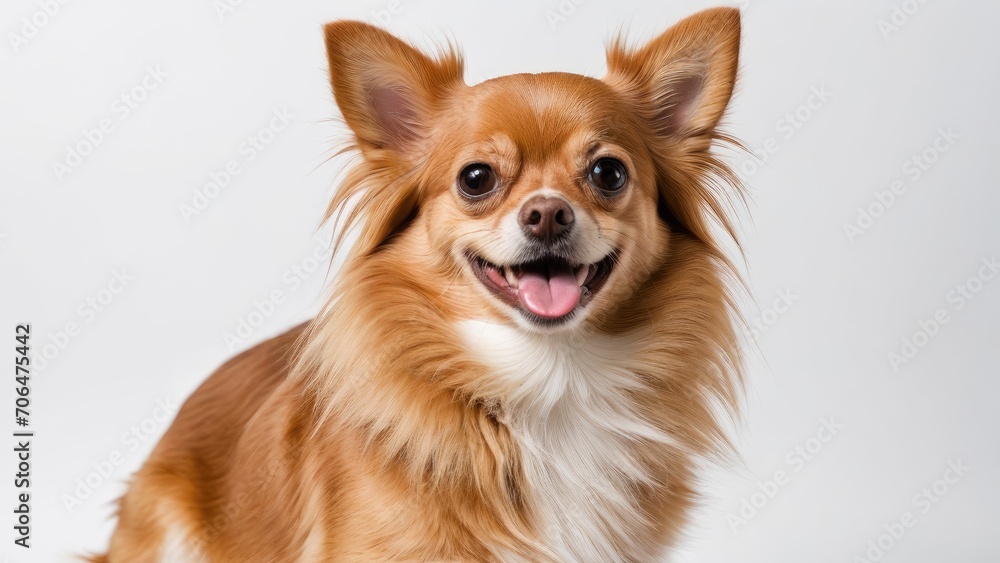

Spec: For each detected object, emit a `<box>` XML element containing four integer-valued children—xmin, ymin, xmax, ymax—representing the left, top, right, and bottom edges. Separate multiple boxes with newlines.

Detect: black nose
<box><xmin>519</xmin><ymin>195</ymin><xmax>575</xmax><ymax>239</ymax></box>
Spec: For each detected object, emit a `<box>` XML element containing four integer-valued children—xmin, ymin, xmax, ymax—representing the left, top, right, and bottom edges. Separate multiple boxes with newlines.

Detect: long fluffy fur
<box><xmin>97</xmin><ymin>7</ymin><xmax>746</xmax><ymax>562</ymax></box>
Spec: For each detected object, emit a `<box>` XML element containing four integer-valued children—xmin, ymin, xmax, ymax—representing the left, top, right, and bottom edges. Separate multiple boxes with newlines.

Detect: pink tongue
<box><xmin>517</xmin><ymin>265</ymin><xmax>581</xmax><ymax>318</ymax></box>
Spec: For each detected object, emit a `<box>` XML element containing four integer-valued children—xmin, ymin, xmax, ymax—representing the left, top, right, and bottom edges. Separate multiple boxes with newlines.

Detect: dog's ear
<box><xmin>324</xmin><ymin>21</ymin><xmax>464</xmax><ymax>157</ymax></box>
<box><xmin>323</xmin><ymin>23</ymin><xmax>464</xmax><ymax>259</ymax></box>
<box><xmin>605</xmin><ymin>8</ymin><xmax>740</xmax><ymax>143</ymax></box>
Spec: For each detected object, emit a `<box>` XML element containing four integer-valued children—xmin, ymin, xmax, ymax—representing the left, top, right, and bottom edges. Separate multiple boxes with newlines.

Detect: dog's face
<box><xmin>324</xmin><ymin>9</ymin><xmax>740</xmax><ymax>330</ymax></box>
<box><xmin>422</xmin><ymin>74</ymin><xmax>664</xmax><ymax>329</ymax></box>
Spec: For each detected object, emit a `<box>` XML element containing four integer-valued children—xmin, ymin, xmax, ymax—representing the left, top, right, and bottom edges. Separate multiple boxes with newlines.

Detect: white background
<box><xmin>2</xmin><ymin>0</ymin><xmax>999</xmax><ymax>561</ymax></box>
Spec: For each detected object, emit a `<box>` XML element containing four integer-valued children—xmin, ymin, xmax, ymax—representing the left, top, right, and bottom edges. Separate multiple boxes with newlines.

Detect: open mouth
<box><xmin>467</xmin><ymin>251</ymin><xmax>617</xmax><ymax>324</ymax></box>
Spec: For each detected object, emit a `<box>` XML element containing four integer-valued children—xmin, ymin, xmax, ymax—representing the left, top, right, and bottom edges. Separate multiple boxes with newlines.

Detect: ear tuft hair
<box><xmin>321</xmin><ymin>22</ymin><xmax>465</xmax><ymax>261</ymax></box>
<box><xmin>605</xmin><ymin>8</ymin><xmax>746</xmax><ymax>264</ymax></box>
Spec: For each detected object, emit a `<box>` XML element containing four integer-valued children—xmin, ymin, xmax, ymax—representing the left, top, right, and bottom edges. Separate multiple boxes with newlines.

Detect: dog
<box><xmin>97</xmin><ymin>7</ymin><xmax>745</xmax><ymax>561</ymax></box>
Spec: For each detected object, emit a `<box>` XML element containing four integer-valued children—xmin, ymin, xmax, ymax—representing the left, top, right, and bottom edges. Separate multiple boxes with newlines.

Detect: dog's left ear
<box><xmin>605</xmin><ymin>8</ymin><xmax>740</xmax><ymax>143</ymax></box>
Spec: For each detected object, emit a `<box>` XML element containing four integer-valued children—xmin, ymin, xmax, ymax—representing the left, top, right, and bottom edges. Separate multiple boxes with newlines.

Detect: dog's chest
<box><xmin>457</xmin><ymin>321</ymin><xmax>667</xmax><ymax>562</ymax></box>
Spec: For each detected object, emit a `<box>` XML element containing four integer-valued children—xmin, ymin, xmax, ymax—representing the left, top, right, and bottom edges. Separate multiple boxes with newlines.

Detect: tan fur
<box><xmin>99</xmin><ymin>7</ymin><xmax>745</xmax><ymax>561</ymax></box>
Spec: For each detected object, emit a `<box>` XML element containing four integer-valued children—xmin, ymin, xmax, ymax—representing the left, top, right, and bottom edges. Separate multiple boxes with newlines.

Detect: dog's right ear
<box><xmin>324</xmin><ymin>21</ymin><xmax>464</xmax><ymax>158</ymax></box>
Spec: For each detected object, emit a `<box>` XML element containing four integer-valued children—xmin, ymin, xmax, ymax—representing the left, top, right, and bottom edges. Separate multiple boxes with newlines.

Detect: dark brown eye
<box><xmin>458</xmin><ymin>163</ymin><xmax>497</xmax><ymax>198</ymax></box>
<box><xmin>588</xmin><ymin>158</ymin><xmax>627</xmax><ymax>195</ymax></box>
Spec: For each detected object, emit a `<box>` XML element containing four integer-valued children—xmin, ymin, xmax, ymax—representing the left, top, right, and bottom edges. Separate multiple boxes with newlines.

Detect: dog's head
<box><xmin>323</xmin><ymin>8</ymin><xmax>741</xmax><ymax>331</ymax></box>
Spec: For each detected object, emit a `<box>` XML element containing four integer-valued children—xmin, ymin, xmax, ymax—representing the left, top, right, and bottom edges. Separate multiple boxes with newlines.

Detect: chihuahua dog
<box><xmin>98</xmin><ymin>7</ymin><xmax>745</xmax><ymax>562</ymax></box>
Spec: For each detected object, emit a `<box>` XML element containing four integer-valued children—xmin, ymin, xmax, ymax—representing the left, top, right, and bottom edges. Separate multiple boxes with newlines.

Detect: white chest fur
<box><xmin>457</xmin><ymin>320</ymin><xmax>675</xmax><ymax>562</ymax></box>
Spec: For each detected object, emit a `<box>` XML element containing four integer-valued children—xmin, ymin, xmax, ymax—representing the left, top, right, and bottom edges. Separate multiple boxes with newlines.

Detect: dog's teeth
<box><xmin>505</xmin><ymin>267</ymin><xmax>519</xmax><ymax>288</ymax></box>
<box><xmin>575</xmin><ymin>265</ymin><xmax>588</xmax><ymax>286</ymax></box>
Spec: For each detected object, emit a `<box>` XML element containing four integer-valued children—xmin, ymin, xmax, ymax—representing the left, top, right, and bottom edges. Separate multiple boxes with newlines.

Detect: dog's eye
<box><xmin>588</xmin><ymin>158</ymin><xmax>628</xmax><ymax>195</ymax></box>
<box><xmin>458</xmin><ymin>163</ymin><xmax>497</xmax><ymax>198</ymax></box>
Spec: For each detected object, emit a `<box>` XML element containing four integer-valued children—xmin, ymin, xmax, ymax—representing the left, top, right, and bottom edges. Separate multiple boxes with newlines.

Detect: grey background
<box><xmin>1</xmin><ymin>0</ymin><xmax>998</xmax><ymax>561</ymax></box>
